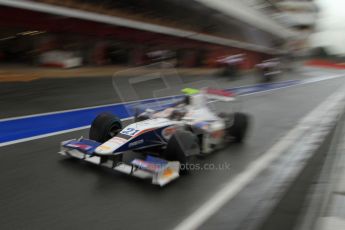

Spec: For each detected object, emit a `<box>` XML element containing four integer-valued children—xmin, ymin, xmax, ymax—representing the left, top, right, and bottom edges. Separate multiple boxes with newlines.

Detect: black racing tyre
<box><xmin>163</xmin><ymin>130</ymin><xmax>200</xmax><ymax>174</ymax></box>
<box><xmin>89</xmin><ymin>112</ymin><xmax>122</xmax><ymax>143</ymax></box>
<box><xmin>228</xmin><ymin>112</ymin><xmax>249</xmax><ymax>143</ymax></box>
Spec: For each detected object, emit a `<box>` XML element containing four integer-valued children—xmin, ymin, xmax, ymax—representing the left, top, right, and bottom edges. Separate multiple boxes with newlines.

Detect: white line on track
<box><xmin>0</xmin><ymin>92</ymin><xmax>178</xmax><ymax>122</ymax></box>
<box><xmin>0</xmin><ymin>73</ymin><xmax>344</xmax><ymax>147</ymax></box>
<box><xmin>0</xmin><ymin>117</ymin><xmax>133</xmax><ymax>148</ymax></box>
<box><xmin>1</xmin><ymin>72</ymin><xmax>342</xmax><ymax>122</ymax></box>
<box><xmin>173</xmin><ymin>81</ymin><xmax>345</xmax><ymax>230</ymax></box>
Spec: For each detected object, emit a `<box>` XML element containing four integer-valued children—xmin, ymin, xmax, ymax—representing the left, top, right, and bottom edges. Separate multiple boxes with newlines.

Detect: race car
<box><xmin>59</xmin><ymin>88</ymin><xmax>249</xmax><ymax>186</ymax></box>
<box><xmin>256</xmin><ymin>58</ymin><xmax>282</xmax><ymax>83</ymax></box>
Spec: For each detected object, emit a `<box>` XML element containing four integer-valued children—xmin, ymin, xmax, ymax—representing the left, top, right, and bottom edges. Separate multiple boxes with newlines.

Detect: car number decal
<box><xmin>120</xmin><ymin>127</ymin><xmax>140</xmax><ymax>136</ymax></box>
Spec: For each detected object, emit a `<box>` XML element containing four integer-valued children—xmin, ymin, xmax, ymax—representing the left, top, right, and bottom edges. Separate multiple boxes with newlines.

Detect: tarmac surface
<box><xmin>1</xmin><ymin>68</ymin><xmax>345</xmax><ymax>230</ymax></box>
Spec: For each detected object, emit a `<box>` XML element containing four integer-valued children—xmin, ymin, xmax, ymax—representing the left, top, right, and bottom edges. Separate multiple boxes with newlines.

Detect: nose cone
<box><xmin>94</xmin><ymin>137</ymin><xmax>127</xmax><ymax>155</ymax></box>
<box><xmin>95</xmin><ymin>145</ymin><xmax>113</xmax><ymax>155</ymax></box>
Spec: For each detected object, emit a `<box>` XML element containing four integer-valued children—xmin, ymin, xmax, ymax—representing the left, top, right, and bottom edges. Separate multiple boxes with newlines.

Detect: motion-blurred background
<box><xmin>0</xmin><ymin>0</ymin><xmax>320</xmax><ymax>69</ymax></box>
<box><xmin>3</xmin><ymin>2</ymin><xmax>345</xmax><ymax>230</ymax></box>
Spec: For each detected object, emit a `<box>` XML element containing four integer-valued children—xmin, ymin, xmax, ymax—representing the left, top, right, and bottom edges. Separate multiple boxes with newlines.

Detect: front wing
<box><xmin>59</xmin><ymin>139</ymin><xmax>180</xmax><ymax>186</ymax></box>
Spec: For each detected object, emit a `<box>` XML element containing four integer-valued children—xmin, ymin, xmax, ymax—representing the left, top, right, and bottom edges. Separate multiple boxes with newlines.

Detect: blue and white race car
<box><xmin>59</xmin><ymin>88</ymin><xmax>249</xmax><ymax>186</ymax></box>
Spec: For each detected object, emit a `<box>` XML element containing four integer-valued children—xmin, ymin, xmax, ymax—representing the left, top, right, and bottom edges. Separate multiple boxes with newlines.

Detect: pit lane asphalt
<box><xmin>0</xmin><ymin>73</ymin><xmax>222</xmax><ymax>119</ymax></box>
<box><xmin>1</xmin><ymin>73</ymin><xmax>345</xmax><ymax>230</ymax></box>
<box><xmin>0</xmin><ymin>69</ymin><xmax>325</xmax><ymax>119</ymax></box>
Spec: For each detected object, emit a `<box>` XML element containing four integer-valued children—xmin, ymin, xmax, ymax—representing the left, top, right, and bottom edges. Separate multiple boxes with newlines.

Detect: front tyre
<box><xmin>163</xmin><ymin>130</ymin><xmax>200</xmax><ymax>174</ymax></box>
<box><xmin>89</xmin><ymin>112</ymin><xmax>122</xmax><ymax>143</ymax></box>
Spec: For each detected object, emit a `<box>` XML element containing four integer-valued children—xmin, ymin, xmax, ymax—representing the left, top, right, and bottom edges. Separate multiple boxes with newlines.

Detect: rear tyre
<box><xmin>228</xmin><ymin>112</ymin><xmax>249</xmax><ymax>142</ymax></box>
<box><xmin>89</xmin><ymin>112</ymin><xmax>122</xmax><ymax>143</ymax></box>
<box><xmin>163</xmin><ymin>130</ymin><xmax>200</xmax><ymax>174</ymax></box>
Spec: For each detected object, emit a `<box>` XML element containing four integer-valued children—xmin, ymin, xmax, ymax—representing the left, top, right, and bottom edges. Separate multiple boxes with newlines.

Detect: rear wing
<box><xmin>204</xmin><ymin>88</ymin><xmax>235</xmax><ymax>102</ymax></box>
